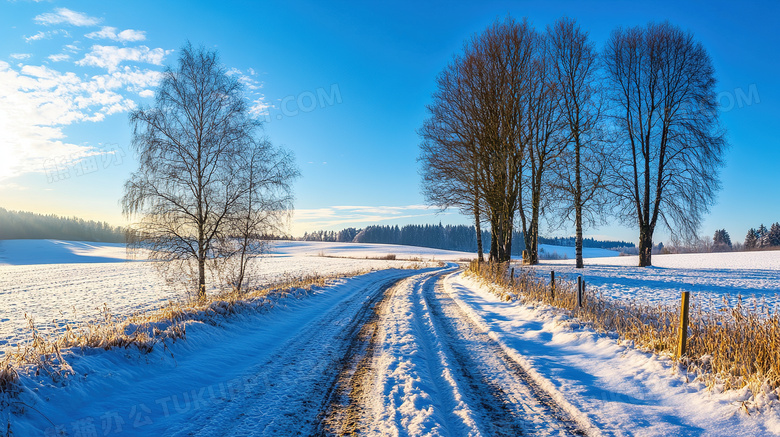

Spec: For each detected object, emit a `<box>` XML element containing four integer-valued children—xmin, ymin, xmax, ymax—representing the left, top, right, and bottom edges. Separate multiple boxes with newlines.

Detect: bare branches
<box><xmin>604</xmin><ymin>22</ymin><xmax>727</xmax><ymax>266</ymax></box>
<box><xmin>545</xmin><ymin>17</ymin><xmax>609</xmax><ymax>268</ymax></box>
<box><xmin>419</xmin><ymin>17</ymin><xmax>534</xmax><ymax>263</ymax></box>
<box><xmin>122</xmin><ymin>43</ymin><xmax>298</xmax><ymax>298</ymax></box>
<box><xmin>420</xmin><ymin>18</ymin><xmax>726</xmax><ymax>268</ymax></box>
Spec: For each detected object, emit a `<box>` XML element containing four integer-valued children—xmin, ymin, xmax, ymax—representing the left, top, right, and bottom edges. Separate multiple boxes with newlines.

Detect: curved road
<box><xmin>167</xmin><ymin>266</ymin><xmax>584</xmax><ymax>436</ymax></box>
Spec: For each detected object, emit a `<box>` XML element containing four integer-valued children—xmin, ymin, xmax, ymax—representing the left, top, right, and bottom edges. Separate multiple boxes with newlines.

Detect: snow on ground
<box><xmin>535</xmin><ymin>244</ymin><xmax>620</xmax><ymax>260</ymax></box>
<box><xmin>367</xmin><ymin>266</ymin><xmax>581</xmax><ymax>436</ymax></box>
<box><xmin>532</xmin><ymin>250</ymin><xmax>780</xmax><ymax>310</ymax></box>
<box><xmin>268</xmin><ymin>240</ymin><xmax>477</xmax><ymax>260</ymax></box>
<box><xmin>0</xmin><ymin>240</ymin><xmax>464</xmax><ymax>349</ymax></box>
<box><xmin>0</xmin><ymin>238</ymin><xmax>620</xmax><ymax>266</ymax></box>
<box><xmin>0</xmin><ymin>239</ymin><xmax>129</xmax><ymax>265</ymax></box>
<box><xmin>445</xmin><ymin>272</ymin><xmax>780</xmax><ymax>436</ymax></box>
<box><xmin>7</xmin><ymin>259</ymin><xmax>779</xmax><ymax>436</ymax></box>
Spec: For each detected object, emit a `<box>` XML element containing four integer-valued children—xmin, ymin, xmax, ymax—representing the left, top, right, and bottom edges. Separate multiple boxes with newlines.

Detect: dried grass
<box><xmin>466</xmin><ymin>260</ymin><xmax>780</xmax><ymax>399</ymax></box>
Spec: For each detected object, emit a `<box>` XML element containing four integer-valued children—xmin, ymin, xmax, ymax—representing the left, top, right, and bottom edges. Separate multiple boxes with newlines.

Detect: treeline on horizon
<box><xmin>300</xmin><ymin>224</ymin><xmax>634</xmax><ymax>256</ymax></box>
<box><xmin>0</xmin><ymin>207</ymin><xmax>125</xmax><ymax>243</ymax></box>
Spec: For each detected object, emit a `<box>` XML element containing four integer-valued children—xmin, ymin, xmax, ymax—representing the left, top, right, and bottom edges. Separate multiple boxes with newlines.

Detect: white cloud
<box><xmin>84</xmin><ymin>27</ymin><xmax>115</xmax><ymax>40</ymax></box>
<box><xmin>10</xmin><ymin>53</ymin><xmax>31</xmax><ymax>60</ymax></box>
<box><xmin>77</xmin><ymin>45</ymin><xmax>170</xmax><ymax>72</ymax></box>
<box><xmin>24</xmin><ymin>29</ymin><xmax>70</xmax><ymax>43</ymax></box>
<box><xmin>0</xmin><ymin>60</ymin><xmax>162</xmax><ymax>181</ymax></box>
<box><xmin>117</xmin><ymin>29</ymin><xmax>146</xmax><ymax>42</ymax></box>
<box><xmin>48</xmin><ymin>53</ymin><xmax>70</xmax><ymax>62</ymax></box>
<box><xmin>226</xmin><ymin>67</ymin><xmax>267</xmax><ymax>118</ymax></box>
<box><xmin>226</xmin><ymin>67</ymin><xmax>263</xmax><ymax>91</ymax></box>
<box><xmin>25</xmin><ymin>31</ymin><xmax>48</xmax><ymax>42</ymax></box>
<box><xmin>138</xmin><ymin>89</ymin><xmax>154</xmax><ymax>98</ymax></box>
<box><xmin>63</xmin><ymin>44</ymin><xmax>81</xmax><ymax>53</ymax></box>
<box><xmin>85</xmin><ymin>26</ymin><xmax>146</xmax><ymax>43</ymax></box>
<box><xmin>35</xmin><ymin>8</ymin><xmax>101</xmax><ymax>27</ymax></box>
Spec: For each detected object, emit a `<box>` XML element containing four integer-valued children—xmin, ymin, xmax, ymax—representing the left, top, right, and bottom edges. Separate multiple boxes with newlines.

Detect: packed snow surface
<box><xmin>534</xmin><ymin>250</ymin><xmax>780</xmax><ymax>310</ymax></box>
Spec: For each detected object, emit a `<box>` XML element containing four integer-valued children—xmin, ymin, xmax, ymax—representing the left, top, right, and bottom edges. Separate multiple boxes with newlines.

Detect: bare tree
<box><xmin>517</xmin><ymin>30</ymin><xmax>567</xmax><ymax>266</ymax></box>
<box><xmin>122</xmin><ymin>43</ymin><xmax>298</xmax><ymax>299</ymax></box>
<box><xmin>221</xmin><ymin>140</ymin><xmax>298</xmax><ymax>293</ymax></box>
<box><xmin>420</xmin><ymin>17</ymin><xmax>534</xmax><ymax>263</ymax></box>
<box><xmin>546</xmin><ymin>17</ymin><xmax>608</xmax><ymax>268</ymax></box>
<box><xmin>604</xmin><ymin>22</ymin><xmax>727</xmax><ymax>266</ymax></box>
<box><xmin>419</xmin><ymin>53</ymin><xmax>487</xmax><ymax>261</ymax></box>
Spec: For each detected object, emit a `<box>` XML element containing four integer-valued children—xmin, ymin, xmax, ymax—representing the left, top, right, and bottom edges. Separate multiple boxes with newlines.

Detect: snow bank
<box><xmin>445</xmin><ymin>272</ymin><xmax>780</xmax><ymax>436</ymax></box>
<box><xmin>269</xmin><ymin>240</ymin><xmax>477</xmax><ymax>261</ymax></box>
<box><xmin>0</xmin><ymin>239</ymin><xmax>622</xmax><ymax>267</ymax></box>
<box><xmin>6</xmin><ymin>269</ymin><xmax>425</xmax><ymax>436</ymax></box>
<box><xmin>0</xmin><ymin>246</ymin><xmax>433</xmax><ymax>348</ymax></box>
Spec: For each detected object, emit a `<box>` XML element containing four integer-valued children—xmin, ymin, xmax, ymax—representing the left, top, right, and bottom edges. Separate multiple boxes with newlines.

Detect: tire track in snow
<box><xmin>352</xmin><ymin>267</ymin><xmax>585</xmax><ymax>436</ymax></box>
<box><xmin>315</xmin><ymin>269</ymin><xmax>400</xmax><ymax>436</ymax></box>
<box><xmin>425</xmin><ymin>272</ymin><xmax>586</xmax><ymax>436</ymax></box>
<box><xmin>365</xmin><ymin>266</ymin><xmax>483</xmax><ymax>436</ymax></box>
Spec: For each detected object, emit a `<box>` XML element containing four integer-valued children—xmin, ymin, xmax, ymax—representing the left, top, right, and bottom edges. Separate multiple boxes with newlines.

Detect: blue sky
<box><xmin>1</xmin><ymin>0</ymin><xmax>778</xmax><ymax>244</ymax></box>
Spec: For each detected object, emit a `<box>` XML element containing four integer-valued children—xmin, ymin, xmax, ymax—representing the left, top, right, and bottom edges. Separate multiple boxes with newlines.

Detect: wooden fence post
<box><xmin>576</xmin><ymin>276</ymin><xmax>582</xmax><ymax>308</ymax></box>
<box><xmin>510</xmin><ymin>267</ymin><xmax>515</xmax><ymax>286</ymax></box>
<box><xmin>550</xmin><ymin>270</ymin><xmax>555</xmax><ymax>300</ymax></box>
<box><xmin>581</xmin><ymin>279</ymin><xmax>586</xmax><ymax>305</ymax></box>
<box><xmin>677</xmin><ymin>291</ymin><xmax>691</xmax><ymax>358</ymax></box>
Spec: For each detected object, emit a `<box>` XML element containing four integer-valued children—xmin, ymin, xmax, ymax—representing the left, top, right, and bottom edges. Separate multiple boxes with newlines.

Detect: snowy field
<box><xmin>0</xmin><ymin>239</ymin><xmax>464</xmax><ymax>349</ymax></box>
<box><xmin>533</xmin><ymin>250</ymin><xmax>780</xmax><ymax>310</ymax></box>
<box><xmin>535</xmin><ymin>243</ymin><xmax>620</xmax><ymax>259</ymax></box>
<box><xmin>7</xmin><ymin>265</ymin><xmax>779</xmax><ymax>436</ymax></box>
<box><xmin>3</xmin><ymin>238</ymin><xmax>777</xmax><ymax>349</ymax></box>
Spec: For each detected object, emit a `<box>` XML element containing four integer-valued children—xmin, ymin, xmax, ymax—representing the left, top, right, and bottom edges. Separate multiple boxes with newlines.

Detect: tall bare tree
<box><xmin>546</xmin><ymin>17</ymin><xmax>608</xmax><ymax>268</ymax></box>
<box><xmin>122</xmin><ymin>43</ymin><xmax>297</xmax><ymax>298</ymax></box>
<box><xmin>419</xmin><ymin>53</ymin><xmax>487</xmax><ymax>261</ymax></box>
<box><xmin>604</xmin><ymin>22</ymin><xmax>727</xmax><ymax>266</ymax></box>
<box><xmin>420</xmin><ymin>17</ymin><xmax>534</xmax><ymax>263</ymax></box>
<box><xmin>517</xmin><ymin>30</ymin><xmax>568</xmax><ymax>266</ymax></box>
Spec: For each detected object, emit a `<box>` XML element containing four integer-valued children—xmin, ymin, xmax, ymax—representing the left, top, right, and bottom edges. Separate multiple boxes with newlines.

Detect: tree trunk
<box><xmin>489</xmin><ymin>207</ymin><xmax>502</xmax><ymax>262</ymax></box>
<box><xmin>525</xmin><ymin>181</ymin><xmax>542</xmax><ymax>265</ymax></box>
<box><xmin>575</xmin><ymin>209</ymin><xmax>583</xmax><ymax>268</ymax></box>
<box><xmin>474</xmin><ymin>200</ymin><xmax>484</xmax><ymax>263</ymax></box>
<box><xmin>575</xmin><ymin>139</ymin><xmax>584</xmax><ymax>269</ymax></box>
<box><xmin>489</xmin><ymin>224</ymin><xmax>498</xmax><ymax>262</ymax></box>
<box><xmin>526</xmin><ymin>224</ymin><xmax>539</xmax><ymax>265</ymax></box>
<box><xmin>197</xmin><ymin>217</ymin><xmax>207</xmax><ymax>300</ymax></box>
<box><xmin>198</xmin><ymin>254</ymin><xmax>206</xmax><ymax>300</ymax></box>
<box><xmin>638</xmin><ymin>225</ymin><xmax>653</xmax><ymax>267</ymax></box>
<box><xmin>503</xmin><ymin>223</ymin><xmax>513</xmax><ymax>263</ymax></box>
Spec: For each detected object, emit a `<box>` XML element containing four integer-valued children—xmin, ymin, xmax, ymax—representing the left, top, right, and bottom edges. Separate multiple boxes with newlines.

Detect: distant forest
<box><xmin>300</xmin><ymin>224</ymin><xmax>635</xmax><ymax>256</ymax></box>
<box><xmin>0</xmin><ymin>208</ymin><xmax>125</xmax><ymax>243</ymax></box>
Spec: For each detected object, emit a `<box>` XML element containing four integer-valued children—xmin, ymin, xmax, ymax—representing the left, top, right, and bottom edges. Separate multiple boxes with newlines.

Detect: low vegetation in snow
<box><xmin>466</xmin><ymin>260</ymin><xmax>780</xmax><ymax>406</ymax></box>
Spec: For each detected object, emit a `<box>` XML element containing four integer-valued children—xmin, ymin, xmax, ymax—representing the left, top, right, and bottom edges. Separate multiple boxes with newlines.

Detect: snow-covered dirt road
<box><xmin>324</xmin><ymin>266</ymin><xmax>584</xmax><ymax>436</ymax></box>
<box><xmin>14</xmin><ymin>266</ymin><xmax>586</xmax><ymax>436</ymax></box>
